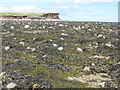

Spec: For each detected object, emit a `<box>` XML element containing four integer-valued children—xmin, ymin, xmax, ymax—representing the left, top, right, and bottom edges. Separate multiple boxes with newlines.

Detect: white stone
<box><xmin>103</xmin><ymin>36</ymin><xmax>106</xmax><ymax>39</ymax></box>
<box><xmin>10</xmin><ymin>33</ymin><xmax>14</xmax><ymax>36</ymax></box>
<box><xmin>5</xmin><ymin>46</ymin><xmax>10</xmax><ymax>51</ymax></box>
<box><xmin>59</xmin><ymin>24</ymin><xmax>63</xmax><ymax>26</ymax></box>
<box><xmin>73</xmin><ymin>26</ymin><xmax>75</xmax><ymax>29</ymax></box>
<box><xmin>76</xmin><ymin>28</ymin><xmax>79</xmax><ymax>30</ymax></box>
<box><xmin>0</xmin><ymin>72</ymin><xmax>6</xmax><ymax>78</ymax></box>
<box><xmin>117</xmin><ymin>62</ymin><xmax>120</xmax><ymax>65</ymax></box>
<box><xmin>105</xmin><ymin>42</ymin><xmax>113</xmax><ymax>47</ymax></box>
<box><xmin>94</xmin><ymin>34</ymin><xmax>97</xmax><ymax>36</ymax></box>
<box><xmin>49</xmin><ymin>26</ymin><xmax>53</xmax><ymax>29</ymax></box>
<box><xmin>67</xmin><ymin>77</ymin><xmax>75</xmax><ymax>81</ymax></box>
<box><xmin>50</xmin><ymin>39</ymin><xmax>53</xmax><ymax>41</ymax></box>
<box><xmin>43</xmin><ymin>26</ymin><xmax>45</xmax><ymax>29</ymax></box>
<box><xmin>109</xmin><ymin>29</ymin><xmax>113</xmax><ymax>32</ymax></box>
<box><xmin>42</xmin><ymin>55</ymin><xmax>47</xmax><ymax>58</ymax></box>
<box><xmin>67</xmin><ymin>77</ymin><xmax>84</xmax><ymax>82</ymax></box>
<box><xmin>53</xmin><ymin>44</ymin><xmax>57</xmax><ymax>47</ymax></box>
<box><xmin>90</xmin><ymin>55</ymin><xmax>110</xmax><ymax>60</ymax></box>
<box><xmin>33</xmin><ymin>38</ymin><xmax>36</xmax><ymax>40</ymax></box>
<box><xmin>100</xmin><ymin>82</ymin><xmax>106</xmax><ymax>88</ymax></box>
<box><xmin>19</xmin><ymin>42</ymin><xmax>24</xmax><ymax>45</ymax></box>
<box><xmin>94</xmin><ymin>42</ymin><xmax>98</xmax><ymax>45</ymax></box>
<box><xmin>61</xmin><ymin>33</ymin><xmax>68</xmax><ymax>36</ymax></box>
<box><xmin>24</xmin><ymin>25</ymin><xmax>29</xmax><ymax>28</ymax></box>
<box><xmin>88</xmin><ymin>29</ymin><xmax>92</xmax><ymax>31</ymax></box>
<box><xmin>32</xmin><ymin>84</ymin><xmax>40</xmax><ymax>88</ymax></box>
<box><xmin>61</xmin><ymin>38</ymin><xmax>64</xmax><ymax>40</ymax></box>
<box><xmin>55</xmin><ymin>22</ymin><xmax>58</xmax><ymax>25</ymax></box>
<box><xmin>7</xmin><ymin>31</ymin><xmax>10</xmax><ymax>34</ymax></box>
<box><xmin>31</xmin><ymin>48</ymin><xmax>36</xmax><ymax>51</ymax></box>
<box><xmin>58</xmin><ymin>47</ymin><xmax>63</xmax><ymax>51</ymax></box>
<box><xmin>10</xmin><ymin>26</ymin><xmax>14</xmax><ymax>29</ymax></box>
<box><xmin>27</xmin><ymin>47</ymin><xmax>30</xmax><ymax>49</ymax></box>
<box><xmin>101</xmin><ymin>27</ymin><xmax>104</xmax><ymax>29</ymax></box>
<box><xmin>97</xmin><ymin>34</ymin><xmax>103</xmax><ymax>38</ymax></box>
<box><xmin>77</xmin><ymin>48</ymin><xmax>83</xmax><ymax>52</ymax></box>
<box><xmin>91</xmin><ymin>63</ymin><xmax>95</xmax><ymax>66</ymax></box>
<box><xmin>83</xmin><ymin>66</ymin><xmax>90</xmax><ymax>72</ymax></box>
<box><xmin>81</xmin><ymin>27</ymin><xmax>84</xmax><ymax>29</ymax></box>
<box><xmin>94</xmin><ymin>45</ymin><xmax>98</xmax><ymax>48</ymax></box>
<box><xmin>7</xmin><ymin>83</ymin><xmax>16</xmax><ymax>88</ymax></box>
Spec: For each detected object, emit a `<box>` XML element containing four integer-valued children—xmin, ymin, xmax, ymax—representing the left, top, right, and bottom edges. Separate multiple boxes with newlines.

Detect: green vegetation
<box><xmin>2</xmin><ymin>20</ymin><xmax>118</xmax><ymax>88</ymax></box>
<box><xmin>0</xmin><ymin>12</ymin><xmax>49</xmax><ymax>16</ymax></box>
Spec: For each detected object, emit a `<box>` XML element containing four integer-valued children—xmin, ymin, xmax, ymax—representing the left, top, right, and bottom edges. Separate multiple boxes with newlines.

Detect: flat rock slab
<box><xmin>67</xmin><ymin>73</ymin><xmax>117</xmax><ymax>88</ymax></box>
<box><xmin>23</xmin><ymin>30</ymin><xmax>48</xmax><ymax>33</ymax></box>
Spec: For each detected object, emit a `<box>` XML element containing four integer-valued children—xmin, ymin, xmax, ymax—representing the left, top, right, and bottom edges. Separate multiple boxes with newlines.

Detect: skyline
<box><xmin>0</xmin><ymin>0</ymin><xmax>119</xmax><ymax>22</ymax></box>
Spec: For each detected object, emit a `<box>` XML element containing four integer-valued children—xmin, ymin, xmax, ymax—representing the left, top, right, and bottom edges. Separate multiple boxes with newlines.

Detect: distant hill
<box><xmin>0</xmin><ymin>12</ymin><xmax>48</xmax><ymax>16</ymax></box>
<box><xmin>0</xmin><ymin>12</ymin><xmax>60</xmax><ymax>19</ymax></box>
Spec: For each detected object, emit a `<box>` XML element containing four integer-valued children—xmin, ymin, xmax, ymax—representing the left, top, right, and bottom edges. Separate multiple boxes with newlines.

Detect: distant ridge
<box><xmin>0</xmin><ymin>12</ymin><xmax>60</xmax><ymax>19</ymax></box>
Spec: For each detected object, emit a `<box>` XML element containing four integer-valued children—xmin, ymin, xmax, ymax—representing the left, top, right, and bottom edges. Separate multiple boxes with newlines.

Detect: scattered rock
<box><xmin>77</xmin><ymin>48</ymin><xmax>83</xmax><ymax>52</ymax></box>
<box><xmin>42</xmin><ymin>55</ymin><xmax>47</xmax><ymax>58</ymax></box>
<box><xmin>91</xmin><ymin>63</ymin><xmax>95</xmax><ymax>66</ymax></box>
<box><xmin>58</xmin><ymin>47</ymin><xmax>63</xmax><ymax>51</ymax></box>
<box><xmin>83</xmin><ymin>66</ymin><xmax>91</xmax><ymax>72</ymax></box>
<box><xmin>27</xmin><ymin>47</ymin><xmax>30</xmax><ymax>50</ymax></box>
<box><xmin>90</xmin><ymin>60</ymin><xmax>110</xmax><ymax>73</ymax></box>
<box><xmin>59</xmin><ymin>24</ymin><xmax>63</xmax><ymax>27</ymax></box>
<box><xmin>97</xmin><ymin>34</ymin><xmax>103</xmax><ymax>38</ymax></box>
<box><xmin>90</xmin><ymin>55</ymin><xmax>110</xmax><ymax>60</ymax></box>
<box><xmin>10</xmin><ymin>26</ymin><xmax>14</xmax><ymax>29</ymax></box>
<box><xmin>19</xmin><ymin>42</ymin><xmax>25</xmax><ymax>45</ymax></box>
<box><xmin>61</xmin><ymin>33</ymin><xmax>68</xmax><ymax>36</ymax></box>
<box><xmin>40</xmin><ymin>80</ymin><xmax>52</xmax><ymax>88</ymax></box>
<box><xmin>61</xmin><ymin>38</ymin><xmax>64</xmax><ymax>40</ymax></box>
<box><xmin>50</xmin><ymin>39</ymin><xmax>53</xmax><ymax>41</ymax></box>
<box><xmin>0</xmin><ymin>72</ymin><xmax>6</xmax><ymax>79</ymax></box>
<box><xmin>5</xmin><ymin>46</ymin><xmax>10</xmax><ymax>51</ymax></box>
<box><xmin>32</xmin><ymin>84</ymin><xmax>40</xmax><ymax>88</ymax></box>
<box><xmin>105</xmin><ymin>42</ymin><xmax>114</xmax><ymax>47</ymax></box>
<box><xmin>53</xmin><ymin>44</ymin><xmax>57</xmax><ymax>47</ymax></box>
<box><xmin>24</xmin><ymin>25</ymin><xmax>29</xmax><ymax>28</ymax></box>
<box><xmin>6</xmin><ymin>83</ymin><xmax>16</xmax><ymax>88</ymax></box>
<box><xmin>67</xmin><ymin>77</ymin><xmax>84</xmax><ymax>82</ymax></box>
<box><xmin>67</xmin><ymin>73</ymin><xmax>115</xmax><ymax>88</ymax></box>
<box><xmin>100</xmin><ymin>82</ymin><xmax>106</xmax><ymax>88</ymax></box>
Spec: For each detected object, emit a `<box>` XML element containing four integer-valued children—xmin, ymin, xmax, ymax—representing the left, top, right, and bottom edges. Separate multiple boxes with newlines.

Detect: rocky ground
<box><xmin>1</xmin><ymin>20</ymin><xmax>119</xmax><ymax>89</ymax></box>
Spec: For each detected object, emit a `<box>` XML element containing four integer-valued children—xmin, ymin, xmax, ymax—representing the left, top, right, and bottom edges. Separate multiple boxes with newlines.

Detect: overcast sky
<box><xmin>0</xmin><ymin>0</ymin><xmax>119</xmax><ymax>22</ymax></box>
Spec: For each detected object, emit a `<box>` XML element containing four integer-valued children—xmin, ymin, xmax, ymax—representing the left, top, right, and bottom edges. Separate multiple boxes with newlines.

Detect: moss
<box><xmin>52</xmin><ymin>79</ymin><xmax>88</xmax><ymax>88</ymax></box>
<box><xmin>10</xmin><ymin>51</ymin><xmax>32</xmax><ymax>58</ymax></box>
<box><xmin>20</xmin><ymin>64</ymin><xmax>71</xmax><ymax>78</ymax></box>
<box><xmin>20</xmin><ymin>64</ymin><xmax>88</xmax><ymax>88</ymax></box>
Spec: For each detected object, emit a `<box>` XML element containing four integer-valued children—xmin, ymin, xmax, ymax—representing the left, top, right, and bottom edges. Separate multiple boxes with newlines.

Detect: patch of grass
<box><xmin>21</xmin><ymin>64</ymin><xmax>71</xmax><ymax>78</ymax></box>
<box><xmin>0</xmin><ymin>12</ymin><xmax>49</xmax><ymax>16</ymax></box>
<box><xmin>51</xmin><ymin>78</ymin><xmax>88</xmax><ymax>88</ymax></box>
